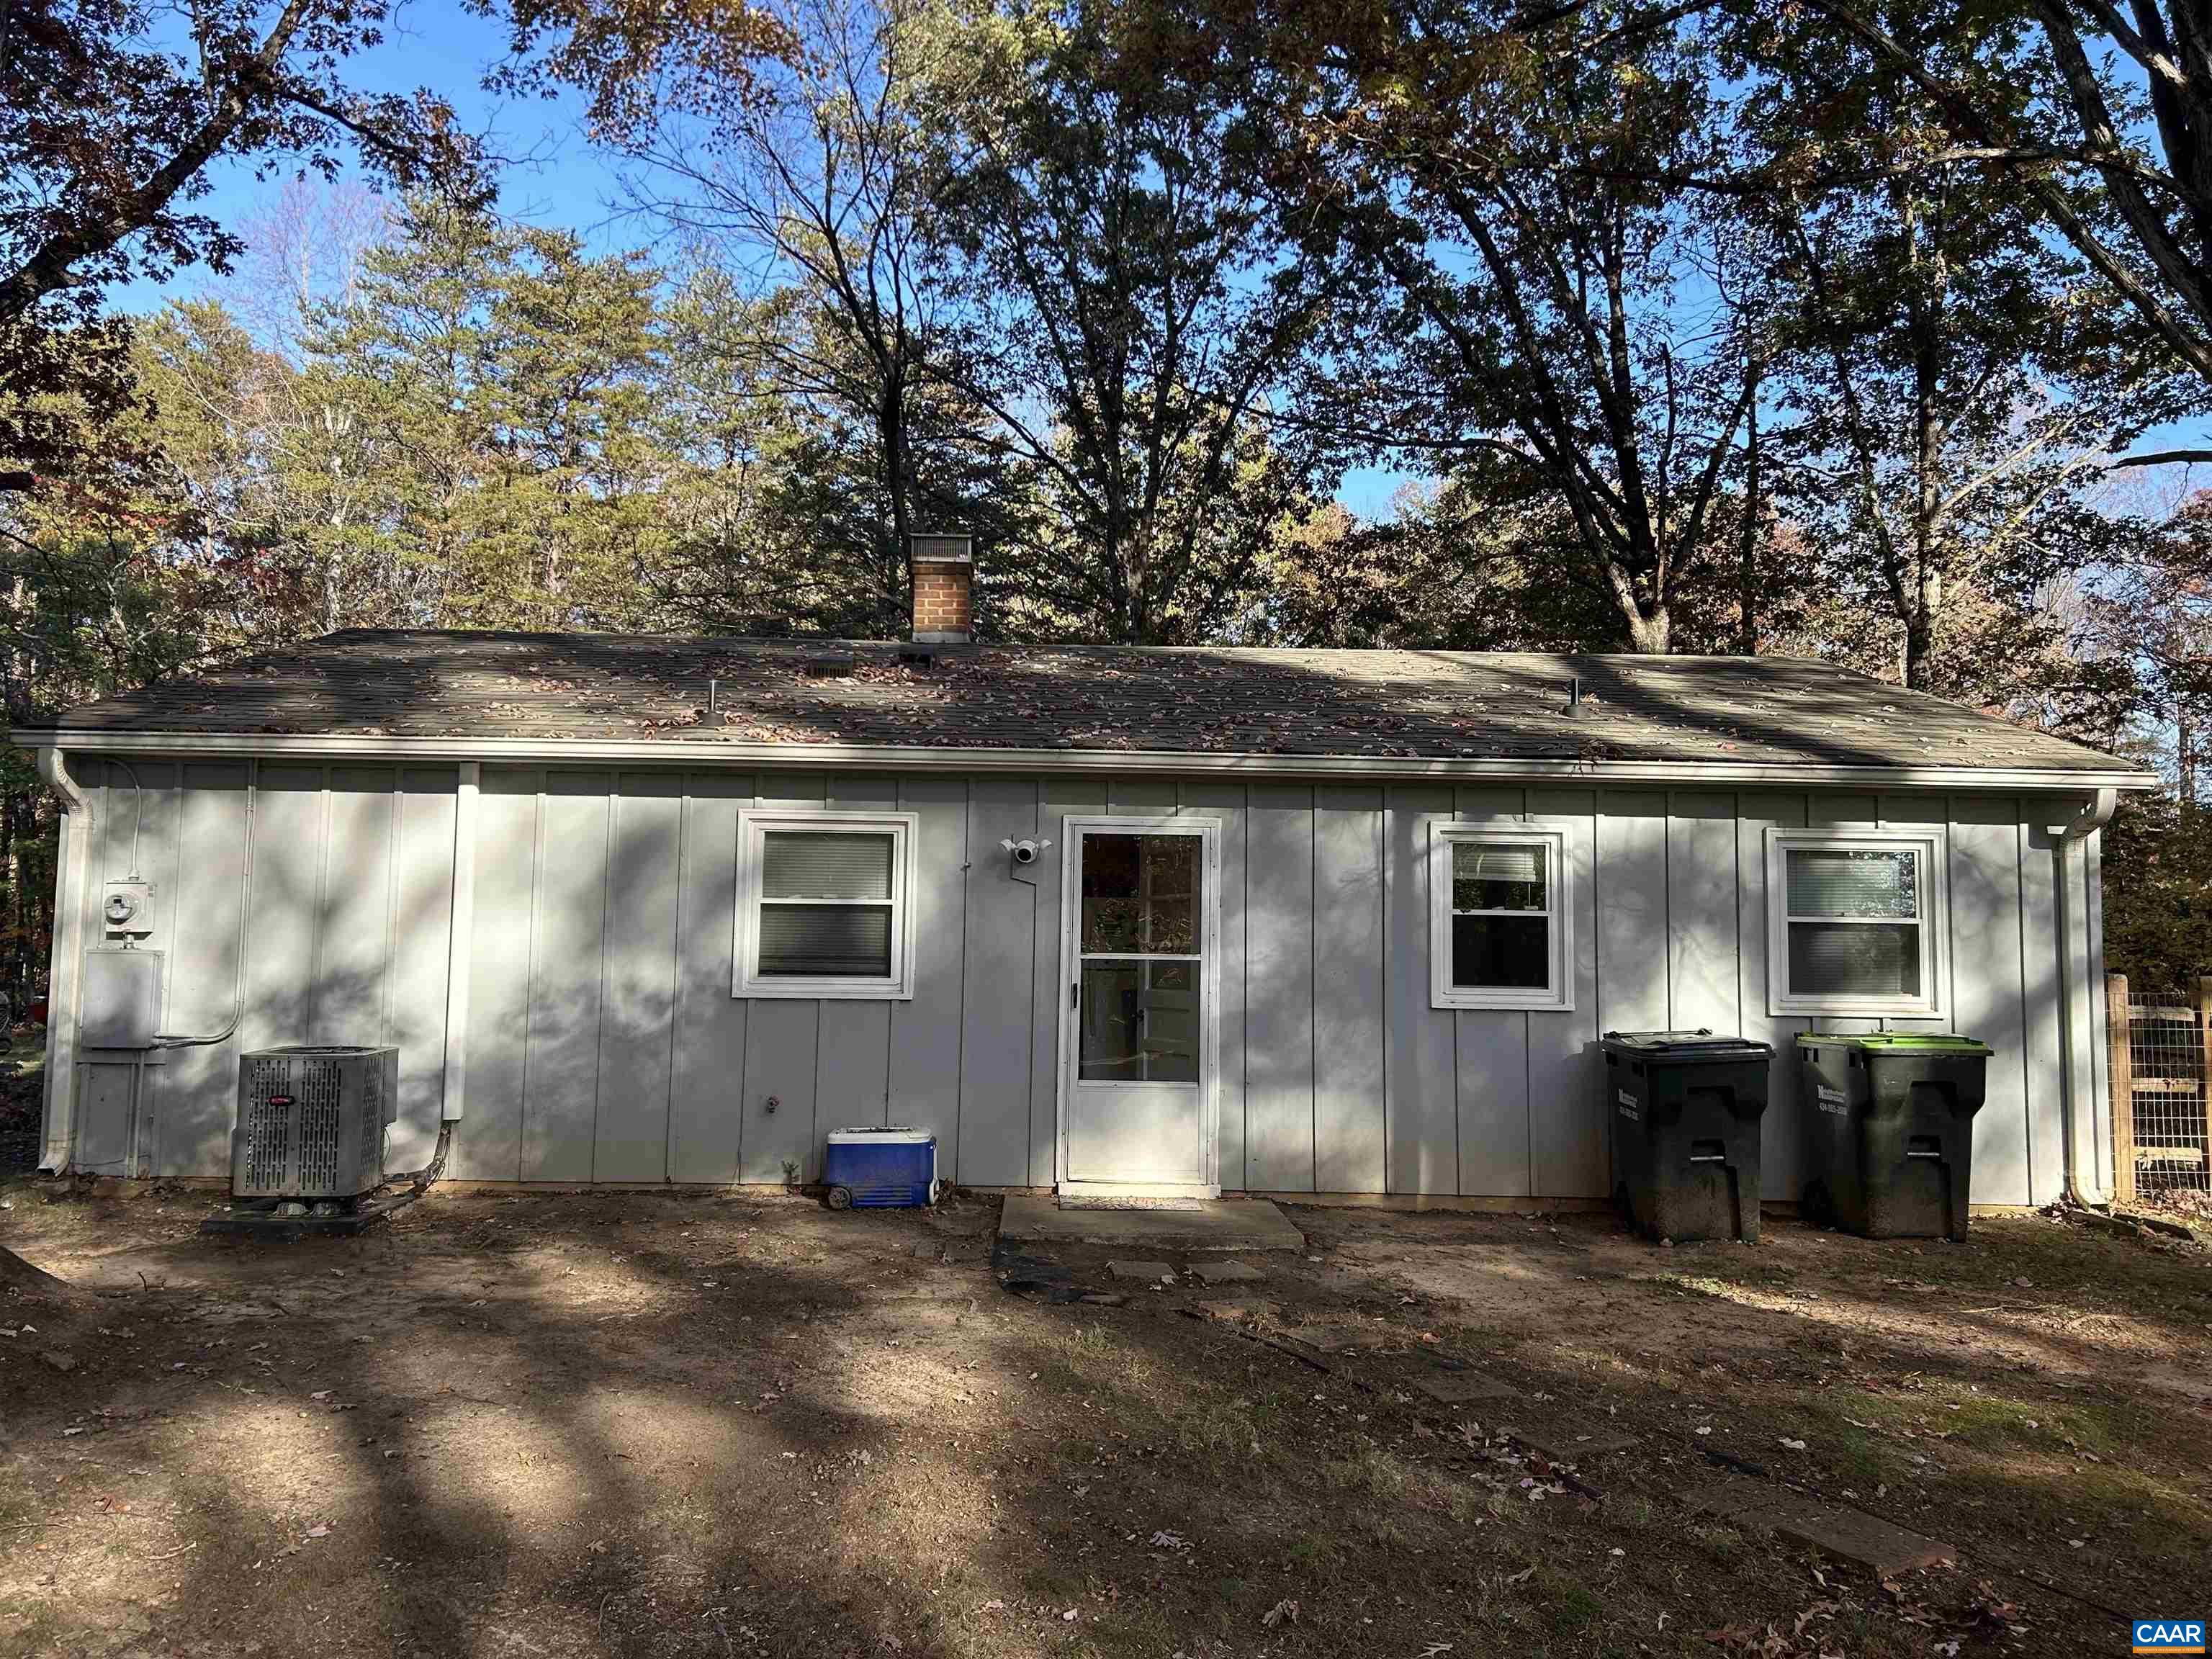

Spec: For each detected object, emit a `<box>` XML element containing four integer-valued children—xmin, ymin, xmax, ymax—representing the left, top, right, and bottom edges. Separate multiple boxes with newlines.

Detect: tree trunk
<box><xmin>1903</xmin><ymin>189</ymin><xmax>1947</xmax><ymax>693</ymax></box>
<box><xmin>1738</xmin><ymin>360</ymin><xmax>1763</xmax><ymax>657</ymax></box>
<box><xmin>881</xmin><ymin>372</ymin><xmax>913</xmax><ymax>637</ymax></box>
<box><xmin>2181</xmin><ymin>709</ymin><xmax>2196</xmax><ymax>816</ymax></box>
<box><xmin>1902</xmin><ymin>605</ymin><xmax>1936</xmax><ymax>691</ymax></box>
<box><xmin>1623</xmin><ymin>600</ymin><xmax>1671</xmax><ymax>655</ymax></box>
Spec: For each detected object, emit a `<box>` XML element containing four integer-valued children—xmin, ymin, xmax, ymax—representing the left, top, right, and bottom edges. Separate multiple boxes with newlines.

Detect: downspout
<box><xmin>35</xmin><ymin>749</ymin><xmax>93</xmax><ymax>1173</ymax></box>
<box><xmin>2049</xmin><ymin>788</ymin><xmax>2118</xmax><ymax>1209</ymax></box>
<box><xmin>405</xmin><ymin>760</ymin><xmax>480</xmax><ymax>1190</ymax></box>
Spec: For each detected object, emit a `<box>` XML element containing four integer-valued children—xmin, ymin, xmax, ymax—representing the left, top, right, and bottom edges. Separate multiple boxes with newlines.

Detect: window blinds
<box><xmin>1452</xmin><ymin>841</ymin><xmax>1547</xmax><ymax>913</ymax></box>
<box><xmin>1785</xmin><ymin>848</ymin><xmax>1917</xmax><ymax>918</ymax></box>
<box><xmin>763</xmin><ymin>831</ymin><xmax>894</xmax><ymax>900</ymax></box>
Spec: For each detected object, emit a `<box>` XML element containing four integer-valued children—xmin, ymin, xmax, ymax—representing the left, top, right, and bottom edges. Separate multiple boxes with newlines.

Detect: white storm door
<box><xmin>1058</xmin><ymin>818</ymin><xmax>1220</xmax><ymax>1192</ymax></box>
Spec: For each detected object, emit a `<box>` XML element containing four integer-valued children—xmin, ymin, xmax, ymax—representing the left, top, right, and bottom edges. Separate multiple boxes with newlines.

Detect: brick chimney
<box><xmin>909</xmin><ymin>531</ymin><xmax>973</xmax><ymax>644</ymax></box>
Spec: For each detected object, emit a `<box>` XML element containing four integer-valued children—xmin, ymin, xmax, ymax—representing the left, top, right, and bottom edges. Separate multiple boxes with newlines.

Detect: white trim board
<box><xmin>1763</xmin><ymin>826</ymin><xmax>1951</xmax><ymax>1019</ymax></box>
<box><xmin>732</xmin><ymin>808</ymin><xmax>921</xmax><ymax>1000</ymax></box>
<box><xmin>1055</xmin><ymin>814</ymin><xmax>1225</xmax><ymax>1196</ymax></box>
<box><xmin>1429</xmin><ymin>820</ymin><xmax>1576</xmax><ymax>1012</ymax></box>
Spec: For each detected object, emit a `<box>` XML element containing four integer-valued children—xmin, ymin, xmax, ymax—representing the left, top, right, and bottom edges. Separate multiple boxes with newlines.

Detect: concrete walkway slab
<box><xmin>1681</xmin><ymin>1475</ymin><xmax>1954</xmax><ymax>1576</ymax></box>
<box><xmin>1191</xmin><ymin>1259</ymin><xmax>1264</xmax><ymax>1285</ymax></box>
<box><xmin>1505</xmin><ymin>1424</ymin><xmax>1640</xmax><ymax>1462</ymax></box>
<box><xmin>1107</xmin><ymin>1259</ymin><xmax>1175</xmax><ymax>1282</ymax></box>
<box><xmin>1000</xmin><ymin>1196</ymin><xmax>1305</xmax><ymax>1252</ymax></box>
<box><xmin>1411</xmin><ymin>1371</ymin><xmax>1517</xmax><ymax>1406</ymax></box>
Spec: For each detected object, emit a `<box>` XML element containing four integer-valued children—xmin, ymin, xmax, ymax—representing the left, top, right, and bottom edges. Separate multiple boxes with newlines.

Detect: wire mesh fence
<box><xmin>2108</xmin><ymin>976</ymin><xmax>2212</xmax><ymax>1208</ymax></box>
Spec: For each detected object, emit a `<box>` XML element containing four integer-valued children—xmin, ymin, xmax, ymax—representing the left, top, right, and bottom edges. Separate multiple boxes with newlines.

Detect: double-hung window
<box><xmin>1430</xmin><ymin>824</ymin><xmax>1574</xmax><ymax>1011</ymax></box>
<box><xmin>734</xmin><ymin>810</ymin><xmax>919</xmax><ymax>999</ymax></box>
<box><xmin>1765</xmin><ymin>830</ymin><xmax>1946</xmax><ymax>1017</ymax></box>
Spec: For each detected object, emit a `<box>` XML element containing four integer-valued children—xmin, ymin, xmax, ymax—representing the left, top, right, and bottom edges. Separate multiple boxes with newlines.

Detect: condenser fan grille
<box><xmin>240</xmin><ymin>1058</ymin><xmax>290</xmax><ymax>1190</ymax></box>
<box><xmin>231</xmin><ymin>1047</ymin><xmax>398</xmax><ymax>1200</ymax></box>
<box><xmin>295</xmin><ymin>1061</ymin><xmax>343</xmax><ymax>1192</ymax></box>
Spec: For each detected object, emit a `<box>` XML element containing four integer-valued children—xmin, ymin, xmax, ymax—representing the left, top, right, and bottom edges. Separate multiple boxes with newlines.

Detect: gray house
<box><xmin>17</xmin><ymin>547</ymin><xmax>2156</xmax><ymax>1210</ymax></box>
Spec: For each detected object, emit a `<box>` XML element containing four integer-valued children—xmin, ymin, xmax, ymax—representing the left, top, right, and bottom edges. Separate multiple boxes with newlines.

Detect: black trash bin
<box><xmin>1794</xmin><ymin>1033</ymin><xmax>1992</xmax><ymax>1241</ymax></box>
<box><xmin>1603</xmin><ymin>1030</ymin><xmax>1775</xmax><ymax>1244</ymax></box>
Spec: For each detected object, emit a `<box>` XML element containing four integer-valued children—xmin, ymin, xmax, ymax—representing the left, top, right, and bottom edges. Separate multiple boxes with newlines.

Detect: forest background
<box><xmin>6</xmin><ymin>0</ymin><xmax>2212</xmax><ymax>1015</ymax></box>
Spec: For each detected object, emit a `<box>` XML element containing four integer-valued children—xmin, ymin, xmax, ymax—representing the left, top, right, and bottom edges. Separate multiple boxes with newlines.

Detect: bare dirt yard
<box><xmin>1</xmin><ymin>1178</ymin><xmax>2208</xmax><ymax>1658</ymax></box>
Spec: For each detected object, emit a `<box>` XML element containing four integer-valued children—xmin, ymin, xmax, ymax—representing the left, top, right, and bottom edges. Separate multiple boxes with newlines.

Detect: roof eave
<box><xmin>6</xmin><ymin>727</ymin><xmax>2162</xmax><ymax>793</ymax></box>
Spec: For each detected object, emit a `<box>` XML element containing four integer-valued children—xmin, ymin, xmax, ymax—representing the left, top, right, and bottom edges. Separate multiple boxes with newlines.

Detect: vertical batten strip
<box><xmin>305</xmin><ymin>768</ymin><xmax>333</xmax><ymax>1043</ymax></box>
<box><xmin>441</xmin><ymin>763</ymin><xmax>479</xmax><ymax>1125</ymax></box>
<box><xmin>520</xmin><ymin>768</ymin><xmax>547</xmax><ymax>1176</ymax></box>
<box><xmin>588</xmin><ymin>784</ymin><xmax>616</xmax><ymax>1180</ymax></box>
<box><xmin>381</xmin><ymin>782</ymin><xmax>403</xmax><ymax>1046</ymax></box>
<box><xmin>661</xmin><ymin>777</ymin><xmax>687</xmax><ymax>1182</ymax></box>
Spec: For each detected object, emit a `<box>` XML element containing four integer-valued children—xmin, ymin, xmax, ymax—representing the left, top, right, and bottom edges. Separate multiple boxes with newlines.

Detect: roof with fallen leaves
<box><xmin>22</xmin><ymin>629</ymin><xmax>2140</xmax><ymax>775</ymax></box>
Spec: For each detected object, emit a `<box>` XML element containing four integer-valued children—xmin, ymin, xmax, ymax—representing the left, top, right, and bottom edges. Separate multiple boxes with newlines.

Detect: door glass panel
<box><xmin>1079</xmin><ymin>961</ymin><xmax>1144</xmax><ymax>1079</ymax></box>
<box><xmin>1077</xmin><ymin>832</ymin><xmax>1203</xmax><ymax>1084</ymax></box>
<box><xmin>1082</xmin><ymin>833</ymin><xmax>1201</xmax><ymax>953</ymax></box>
<box><xmin>1079</xmin><ymin>959</ymin><xmax>1201</xmax><ymax>1082</ymax></box>
<box><xmin>1142</xmin><ymin>959</ymin><xmax>1199</xmax><ymax>1082</ymax></box>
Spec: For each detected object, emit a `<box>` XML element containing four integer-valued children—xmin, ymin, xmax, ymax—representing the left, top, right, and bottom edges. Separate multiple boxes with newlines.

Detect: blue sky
<box><xmin>125</xmin><ymin>9</ymin><xmax>629</xmax><ymax>279</ymax></box>
<box><xmin>117</xmin><ymin>7</ymin><xmax>1419</xmax><ymax>519</ymax></box>
<box><xmin>114</xmin><ymin>8</ymin><xmax>2202</xmax><ymax>523</ymax></box>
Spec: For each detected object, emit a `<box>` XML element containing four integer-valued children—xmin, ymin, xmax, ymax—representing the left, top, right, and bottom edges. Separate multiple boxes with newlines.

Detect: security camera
<box><xmin>999</xmin><ymin>837</ymin><xmax>1052</xmax><ymax>866</ymax></box>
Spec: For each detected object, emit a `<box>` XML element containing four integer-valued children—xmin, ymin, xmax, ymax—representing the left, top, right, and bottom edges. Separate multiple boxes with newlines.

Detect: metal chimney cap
<box><xmin>909</xmin><ymin>531</ymin><xmax>972</xmax><ymax>565</ymax></box>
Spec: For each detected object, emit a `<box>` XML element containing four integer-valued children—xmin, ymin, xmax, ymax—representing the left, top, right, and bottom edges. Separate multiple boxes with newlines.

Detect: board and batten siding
<box><xmin>58</xmin><ymin>759</ymin><xmax>2091</xmax><ymax>1205</ymax></box>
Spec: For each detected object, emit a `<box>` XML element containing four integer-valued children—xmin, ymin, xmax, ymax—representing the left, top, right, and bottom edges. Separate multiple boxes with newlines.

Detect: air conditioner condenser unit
<box><xmin>233</xmin><ymin>1046</ymin><xmax>399</xmax><ymax>1201</ymax></box>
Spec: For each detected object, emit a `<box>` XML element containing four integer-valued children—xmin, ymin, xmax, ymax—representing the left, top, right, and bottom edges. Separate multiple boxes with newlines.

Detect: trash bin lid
<box><xmin>1794</xmin><ymin>1033</ymin><xmax>1992</xmax><ymax>1056</ymax></box>
<box><xmin>1602</xmin><ymin>1028</ymin><xmax>1776</xmax><ymax>1058</ymax></box>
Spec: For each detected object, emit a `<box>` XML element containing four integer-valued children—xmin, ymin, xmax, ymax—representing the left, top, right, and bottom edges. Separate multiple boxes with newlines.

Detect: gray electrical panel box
<box><xmin>81</xmin><ymin>950</ymin><xmax>163</xmax><ymax>1048</ymax></box>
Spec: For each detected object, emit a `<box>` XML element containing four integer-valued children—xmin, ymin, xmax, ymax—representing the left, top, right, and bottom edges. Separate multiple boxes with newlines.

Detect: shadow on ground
<box><xmin>2</xmin><ymin>1186</ymin><xmax>2206</xmax><ymax>1658</ymax></box>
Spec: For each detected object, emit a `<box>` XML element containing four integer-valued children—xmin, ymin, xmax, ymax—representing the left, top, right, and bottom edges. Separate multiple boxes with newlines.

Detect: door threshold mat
<box><xmin>1056</xmin><ymin>1195</ymin><xmax>1205</xmax><ymax>1211</ymax></box>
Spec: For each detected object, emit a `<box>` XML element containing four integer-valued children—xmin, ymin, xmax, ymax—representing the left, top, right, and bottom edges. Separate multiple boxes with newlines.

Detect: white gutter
<box><xmin>8</xmin><ymin>728</ymin><xmax>2161</xmax><ymax>795</ymax></box>
<box><xmin>35</xmin><ymin>749</ymin><xmax>92</xmax><ymax>1173</ymax></box>
<box><xmin>2049</xmin><ymin>788</ymin><xmax>2119</xmax><ymax>1208</ymax></box>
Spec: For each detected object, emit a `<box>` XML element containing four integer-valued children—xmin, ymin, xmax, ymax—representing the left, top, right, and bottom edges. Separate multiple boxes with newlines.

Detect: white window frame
<box><xmin>1764</xmin><ymin>827</ymin><xmax>1948</xmax><ymax>1018</ymax></box>
<box><xmin>1429</xmin><ymin>822</ymin><xmax>1574</xmax><ymax>1012</ymax></box>
<box><xmin>733</xmin><ymin>809</ymin><xmax>920</xmax><ymax>1000</ymax></box>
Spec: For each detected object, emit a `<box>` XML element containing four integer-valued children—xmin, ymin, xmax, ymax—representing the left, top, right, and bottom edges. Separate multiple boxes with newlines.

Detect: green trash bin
<box><xmin>1794</xmin><ymin>1033</ymin><xmax>1992</xmax><ymax>1241</ymax></box>
<box><xmin>1603</xmin><ymin>1030</ymin><xmax>1774</xmax><ymax>1243</ymax></box>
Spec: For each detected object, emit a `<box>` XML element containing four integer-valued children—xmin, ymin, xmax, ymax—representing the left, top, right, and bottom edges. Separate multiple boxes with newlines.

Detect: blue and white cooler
<box><xmin>822</xmin><ymin>1127</ymin><xmax>943</xmax><ymax>1209</ymax></box>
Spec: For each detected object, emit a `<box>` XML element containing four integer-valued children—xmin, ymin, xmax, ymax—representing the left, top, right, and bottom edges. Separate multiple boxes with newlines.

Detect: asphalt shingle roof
<box><xmin>24</xmin><ymin>629</ymin><xmax>2140</xmax><ymax>776</ymax></box>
